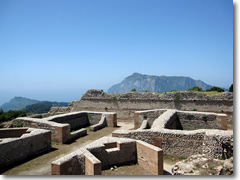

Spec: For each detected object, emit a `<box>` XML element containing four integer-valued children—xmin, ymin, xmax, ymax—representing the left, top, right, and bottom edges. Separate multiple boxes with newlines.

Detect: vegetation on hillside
<box><xmin>0</xmin><ymin>109</ymin><xmax>27</xmax><ymax>123</ymax></box>
<box><xmin>188</xmin><ymin>86</ymin><xmax>228</xmax><ymax>93</ymax></box>
<box><xmin>0</xmin><ymin>97</ymin><xmax>40</xmax><ymax>112</ymax></box>
<box><xmin>206</xmin><ymin>86</ymin><xmax>225</xmax><ymax>92</ymax></box>
<box><xmin>108</xmin><ymin>73</ymin><xmax>212</xmax><ymax>94</ymax></box>
<box><xmin>131</xmin><ymin>88</ymin><xmax>137</xmax><ymax>92</ymax></box>
<box><xmin>22</xmin><ymin>101</ymin><xmax>69</xmax><ymax>114</ymax></box>
<box><xmin>229</xmin><ymin>84</ymin><xmax>233</xmax><ymax>92</ymax></box>
<box><xmin>188</xmin><ymin>86</ymin><xmax>203</xmax><ymax>92</ymax></box>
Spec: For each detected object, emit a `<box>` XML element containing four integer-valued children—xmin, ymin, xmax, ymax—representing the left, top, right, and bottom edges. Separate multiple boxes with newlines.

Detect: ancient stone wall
<box><xmin>13</xmin><ymin>111</ymin><xmax>117</xmax><ymax>143</ymax></box>
<box><xmin>51</xmin><ymin>137</ymin><xmax>163</xmax><ymax>175</ymax></box>
<box><xmin>134</xmin><ymin>109</ymin><xmax>228</xmax><ymax>130</ymax></box>
<box><xmin>50</xmin><ymin>90</ymin><xmax>233</xmax><ymax>126</ymax></box>
<box><xmin>47</xmin><ymin>112</ymin><xmax>90</xmax><ymax>130</ymax></box>
<box><xmin>112</xmin><ymin>109</ymin><xmax>233</xmax><ymax>158</ymax></box>
<box><xmin>0</xmin><ymin>128</ymin><xmax>51</xmax><ymax>169</ymax></box>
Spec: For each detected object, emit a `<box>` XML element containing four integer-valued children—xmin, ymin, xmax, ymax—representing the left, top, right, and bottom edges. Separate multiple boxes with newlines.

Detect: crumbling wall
<box><xmin>177</xmin><ymin>111</ymin><xmax>227</xmax><ymax>130</ymax></box>
<box><xmin>51</xmin><ymin>90</ymin><xmax>233</xmax><ymax>125</ymax></box>
<box><xmin>134</xmin><ymin>109</ymin><xmax>228</xmax><ymax>130</ymax></box>
<box><xmin>134</xmin><ymin>109</ymin><xmax>167</xmax><ymax>129</ymax></box>
<box><xmin>52</xmin><ymin>137</ymin><xmax>163</xmax><ymax>175</ymax></box>
<box><xmin>47</xmin><ymin>112</ymin><xmax>90</xmax><ymax>130</ymax></box>
<box><xmin>13</xmin><ymin>117</ymin><xmax>72</xmax><ymax>143</ymax></box>
<box><xmin>113</xmin><ymin>109</ymin><xmax>233</xmax><ymax>158</ymax></box>
<box><xmin>0</xmin><ymin>128</ymin><xmax>51</xmax><ymax>169</ymax></box>
<box><xmin>13</xmin><ymin>111</ymin><xmax>117</xmax><ymax>143</ymax></box>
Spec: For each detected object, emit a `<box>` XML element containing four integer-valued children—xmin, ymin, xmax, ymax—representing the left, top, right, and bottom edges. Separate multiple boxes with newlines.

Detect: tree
<box><xmin>188</xmin><ymin>86</ymin><xmax>203</xmax><ymax>92</ymax></box>
<box><xmin>131</xmin><ymin>88</ymin><xmax>137</xmax><ymax>92</ymax></box>
<box><xmin>0</xmin><ymin>109</ymin><xmax>3</xmax><ymax>115</ymax></box>
<box><xmin>206</xmin><ymin>86</ymin><xmax>225</xmax><ymax>92</ymax></box>
<box><xmin>0</xmin><ymin>110</ymin><xmax>27</xmax><ymax>123</ymax></box>
<box><xmin>229</xmin><ymin>84</ymin><xmax>233</xmax><ymax>92</ymax></box>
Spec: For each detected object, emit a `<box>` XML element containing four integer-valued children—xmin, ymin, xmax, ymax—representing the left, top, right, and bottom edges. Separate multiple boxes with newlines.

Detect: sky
<box><xmin>0</xmin><ymin>0</ymin><xmax>233</xmax><ymax>105</ymax></box>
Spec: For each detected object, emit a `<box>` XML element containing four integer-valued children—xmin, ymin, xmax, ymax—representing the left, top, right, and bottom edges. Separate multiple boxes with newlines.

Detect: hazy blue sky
<box><xmin>0</xmin><ymin>0</ymin><xmax>233</xmax><ymax>105</ymax></box>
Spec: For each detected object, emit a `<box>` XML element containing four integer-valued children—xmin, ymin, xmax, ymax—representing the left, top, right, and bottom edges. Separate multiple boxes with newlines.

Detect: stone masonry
<box><xmin>49</xmin><ymin>90</ymin><xmax>233</xmax><ymax>127</ymax></box>
<box><xmin>51</xmin><ymin>137</ymin><xmax>163</xmax><ymax>175</ymax></box>
<box><xmin>13</xmin><ymin>111</ymin><xmax>117</xmax><ymax>143</ymax></box>
<box><xmin>0</xmin><ymin>128</ymin><xmax>51</xmax><ymax>170</ymax></box>
<box><xmin>113</xmin><ymin>109</ymin><xmax>233</xmax><ymax>159</ymax></box>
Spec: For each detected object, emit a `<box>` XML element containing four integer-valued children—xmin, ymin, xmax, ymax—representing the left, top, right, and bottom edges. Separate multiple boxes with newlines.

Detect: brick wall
<box><xmin>136</xmin><ymin>140</ymin><xmax>163</xmax><ymax>175</ymax></box>
<box><xmin>51</xmin><ymin>137</ymin><xmax>163</xmax><ymax>175</ymax></box>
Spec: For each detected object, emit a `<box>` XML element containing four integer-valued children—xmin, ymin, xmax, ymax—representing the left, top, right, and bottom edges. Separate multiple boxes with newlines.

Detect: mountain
<box><xmin>108</xmin><ymin>73</ymin><xmax>213</xmax><ymax>94</ymax></box>
<box><xmin>0</xmin><ymin>97</ymin><xmax>69</xmax><ymax>113</ymax></box>
<box><xmin>0</xmin><ymin>97</ymin><xmax>40</xmax><ymax>112</ymax></box>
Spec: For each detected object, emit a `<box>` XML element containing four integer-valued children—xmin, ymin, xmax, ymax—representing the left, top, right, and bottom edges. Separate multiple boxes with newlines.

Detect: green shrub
<box><xmin>188</xmin><ymin>86</ymin><xmax>203</xmax><ymax>92</ymax></box>
<box><xmin>111</xmin><ymin>96</ymin><xmax>118</xmax><ymax>100</ymax></box>
<box><xmin>174</xmin><ymin>95</ymin><xmax>183</xmax><ymax>101</ymax></box>
<box><xmin>206</xmin><ymin>86</ymin><xmax>224</xmax><ymax>92</ymax></box>
<box><xmin>202</xmin><ymin>115</ymin><xmax>207</xmax><ymax>121</ymax></box>
<box><xmin>186</xmin><ymin>114</ymin><xmax>194</xmax><ymax>120</ymax></box>
<box><xmin>131</xmin><ymin>88</ymin><xmax>137</xmax><ymax>92</ymax></box>
<box><xmin>16</xmin><ymin>122</ymin><xmax>23</xmax><ymax>127</ymax></box>
<box><xmin>229</xmin><ymin>84</ymin><xmax>233</xmax><ymax>92</ymax></box>
<box><xmin>0</xmin><ymin>110</ymin><xmax>27</xmax><ymax>123</ymax></box>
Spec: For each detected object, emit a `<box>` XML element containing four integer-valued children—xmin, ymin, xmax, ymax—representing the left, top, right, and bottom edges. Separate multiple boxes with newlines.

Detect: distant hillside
<box><xmin>0</xmin><ymin>97</ymin><xmax>69</xmax><ymax>113</ymax></box>
<box><xmin>22</xmin><ymin>101</ymin><xmax>69</xmax><ymax>114</ymax></box>
<box><xmin>0</xmin><ymin>97</ymin><xmax>40</xmax><ymax>112</ymax></box>
<box><xmin>108</xmin><ymin>73</ymin><xmax>213</xmax><ymax>94</ymax></box>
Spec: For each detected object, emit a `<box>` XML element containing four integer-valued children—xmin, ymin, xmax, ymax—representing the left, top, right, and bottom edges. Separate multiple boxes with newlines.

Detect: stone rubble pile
<box><xmin>171</xmin><ymin>154</ymin><xmax>233</xmax><ymax>175</ymax></box>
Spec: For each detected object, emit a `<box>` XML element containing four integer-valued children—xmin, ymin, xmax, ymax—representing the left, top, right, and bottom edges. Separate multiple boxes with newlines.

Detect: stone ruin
<box><xmin>13</xmin><ymin>111</ymin><xmax>117</xmax><ymax>143</ymax></box>
<box><xmin>0</xmin><ymin>128</ymin><xmax>51</xmax><ymax>170</ymax></box>
<box><xmin>0</xmin><ymin>89</ymin><xmax>234</xmax><ymax>175</ymax></box>
<box><xmin>50</xmin><ymin>89</ymin><xmax>233</xmax><ymax>125</ymax></box>
<box><xmin>51</xmin><ymin>137</ymin><xmax>163</xmax><ymax>175</ymax></box>
<box><xmin>113</xmin><ymin>109</ymin><xmax>233</xmax><ymax>159</ymax></box>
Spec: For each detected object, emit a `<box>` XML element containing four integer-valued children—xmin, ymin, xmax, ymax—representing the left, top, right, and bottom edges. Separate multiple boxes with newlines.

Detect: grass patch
<box><xmin>163</xmin><ymin>155</ymin><xmax>186</xmax><ymax>163</ymax></box>
<box><xmin>202</xmin><ymin>91</ymin><xmax>222</xmax><ymax>96</ymax></box>
<box><xmin>102</xmin><ymin>162</ymin><xmax>153</xmax><ymax>175</ymax></box>
<box><xmin>85</xmin><ymin>126</ymin><xmax>90</xmax><ymax>131</ymax></box>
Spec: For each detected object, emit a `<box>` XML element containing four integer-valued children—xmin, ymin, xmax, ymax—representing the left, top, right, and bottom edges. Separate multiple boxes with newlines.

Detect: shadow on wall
<box><xmin>51</xmin><ymin>137</ymin><xmax>164</xmax><ymax>175</ymax></box>
<box><xmin>13</xmin><ymin>111</ymin><xmax>117</xmax><ymax>144</ymax></box>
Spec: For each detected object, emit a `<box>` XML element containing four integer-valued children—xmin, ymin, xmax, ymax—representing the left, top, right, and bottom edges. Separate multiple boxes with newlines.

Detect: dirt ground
<box><xmin>1</xmin><ymin>121</ymin><xmax>175</xmax><ymax>175</ymax></box>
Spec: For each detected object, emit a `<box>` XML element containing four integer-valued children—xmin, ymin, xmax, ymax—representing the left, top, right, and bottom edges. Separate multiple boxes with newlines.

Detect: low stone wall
<box><xmin>0</xmin><ymin>128</ymin><xmax>30</xmax><ymax>138</ymax></box>
<box><xmin>134</xmin><ymin>109</ymin><xmax>228</xmax><ymax>130</ymax></box>
<box><xmin>112</xmin><ymin>109</ymin><xmax>233</xmax><ymax>159</ymax></box>
<box><xmin>51</xmin><ymin>137</ymin><xmax>163</xmax><ymax>175</ymax></box>
<box><xmin>0</xmin><ymin>128</ymin><xmax>51</xmax><ymax>169</ymax></box>
<box><xmin>177</xmin><ymin>111</ymin><xmax>228</xmax><ymax>130</ymax></box>
<box><xmin>90</xmin><ymin>114</ymin><xmax>107</xmax><ymax>131</ymax></box>
<box><xmin>134</xmin><ymin>109</ymin><xmax>167</xmax><ymax>129</ymax></box>
<box><xmin>13</xmin><ymin>111</ymin><xmax>117</xmax><ymax>143</ymax></box>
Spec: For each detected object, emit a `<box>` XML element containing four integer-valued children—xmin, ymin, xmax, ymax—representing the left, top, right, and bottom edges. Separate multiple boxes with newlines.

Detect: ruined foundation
<box><xmin>113</xmin><ymin>109</ymin><xmax>233</xmax><ymax>159</ymax></box>
<box><xmin>13</xmin><ymin>111</ymin><xmax>117</xmax><ymax>143</ymax></box>
<box><xmin>51</xmin><ymin>137</ymin><xmax>163</xmax><ymax>175</ymax></box>
<box><xmin>0</xmin><ymin>128</ymin><xmax>51</xmax><ymax>169</ymax></box>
